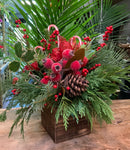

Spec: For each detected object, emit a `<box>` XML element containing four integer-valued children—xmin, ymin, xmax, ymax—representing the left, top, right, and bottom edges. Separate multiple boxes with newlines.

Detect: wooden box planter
<box><xmin>41</xmin><ymin>107</ymin><xmax>91</xmax><ymax>143</ymax></box>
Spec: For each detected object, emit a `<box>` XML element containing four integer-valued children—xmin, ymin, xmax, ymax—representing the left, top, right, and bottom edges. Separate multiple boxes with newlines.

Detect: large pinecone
<box><xmin>61</xmin><ymin>74</ymin><xmax>89</xmax><ymax>97</ymax></box>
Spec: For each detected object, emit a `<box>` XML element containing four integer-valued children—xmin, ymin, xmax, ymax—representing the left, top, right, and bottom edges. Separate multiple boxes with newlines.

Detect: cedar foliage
<box><xmin>0</xmin><ymin>42</ymin><xmax>129</xmax><ymax>137</ymax></box>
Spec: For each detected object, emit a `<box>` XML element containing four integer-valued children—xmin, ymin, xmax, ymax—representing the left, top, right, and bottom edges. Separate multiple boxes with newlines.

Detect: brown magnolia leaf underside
<box><xmin>65</xmin><ymin>48</ymin><xmax>85</xmax><ymax>69</ymax></box>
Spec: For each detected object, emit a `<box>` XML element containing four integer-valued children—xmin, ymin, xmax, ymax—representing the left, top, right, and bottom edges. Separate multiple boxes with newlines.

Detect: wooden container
<box><xmin>41</xmin><ymin>107</ymin><xmax>91</xmax><ymax>143</ymax></box>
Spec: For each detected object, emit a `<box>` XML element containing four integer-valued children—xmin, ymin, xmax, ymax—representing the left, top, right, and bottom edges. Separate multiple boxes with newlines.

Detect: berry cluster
<box><xmin>11</xmin><ymin>89</ymin><xmax>19</xmax><ymax>95</ymax></box>
<box><xmin>103</xmin><ymin>26</ymin><xmax>113</xmax><ymax>41</ymax></box>
<box><xmin>15</xmin><ymin>20</ymin><xmax>30</xmax><ymax>39</ymax></box>
<box><xmin>89</xmin><ymin>64</ymin><xmax>101</xmax><ymax>71</ymax></box>
<box><xmin>82</xmin><ymin>68</ymin><xmax>89</xmax><ymax>77</ymax></box>
<box><xmin>84</xmin><ymin>36</ymin><xmax>91</xmax><ymax>45</ymax></box>
<box><xmin>54</xmin><ymin>92</ymin><xmax>62</xmax><ymax>101</ymax></box>
<box><xmin>96</xmin><ymin>25</ymin><xmax>113</xmax><ymax>51</ymax></box>
<box><xmin>23</xmin><ymin>34</ymin><xmax>29</xmax><ymax>39</ymax></box>
<box><xmin>15</xmin><ymin>19</ymin><xmax>21</xmax><ymax>28</ymax></box>
<box><xmin>49</xmin><ymin>30</ymin><xmax>59</xmax><ymax>42</ymax></box>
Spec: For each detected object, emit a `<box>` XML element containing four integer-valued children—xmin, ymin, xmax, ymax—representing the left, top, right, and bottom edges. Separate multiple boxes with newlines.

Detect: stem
<box><xmin>29</xmin><ymin>73</ymin><xmax>42</xmax><ymax>85</ymax></box>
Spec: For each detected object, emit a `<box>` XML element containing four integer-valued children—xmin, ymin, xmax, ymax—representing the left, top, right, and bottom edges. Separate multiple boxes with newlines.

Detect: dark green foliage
<box><xmin>9</xmin><ymin>61</ymin><xmax>20</xmax><ymax>72</ymax></box>
<box><xmin>21</xmin><ymin>50</ymin><xmax>35</xmax><ymax>62</ymax></box>
<box><xmin>1</xmin><ymin>41</ymin><xmax>130</xmax><ymax>137</ymax></box>
<box><xmin>14</xmin><ymin>42</ymin><xmax>23</xmax><ymax>58</ymax></box>
<box><xmin>1</xmin><ymin>0</ymin><xmax>130</xmax><ymax>138</ymax></box>
<box><xmin>0</xmin><ymin>111</ymin><xmax>7</xmax><ymax>122</ymax></box>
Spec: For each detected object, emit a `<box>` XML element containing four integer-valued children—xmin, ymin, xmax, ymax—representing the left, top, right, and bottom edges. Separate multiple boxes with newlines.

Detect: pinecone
<box><xmin>61</xmin><ymin>74</ymin><xmax>89</xmax><ymax>97</ymax></box>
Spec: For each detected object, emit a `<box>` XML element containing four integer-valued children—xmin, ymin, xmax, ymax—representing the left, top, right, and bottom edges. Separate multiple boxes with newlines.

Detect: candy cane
<box><xmin>48</xmin><ymin>24</ymin><xmax>60</xmax><ymax>47</ymax></box>
<box><xmin>35</xmin><ymin>46</ymin><xmax>45</xmax><ymax>53</ymax></box>
<box><xmin>71</xmin><ymin>36</ymin><xmax>82</xmax><ymax>47</ymax></box>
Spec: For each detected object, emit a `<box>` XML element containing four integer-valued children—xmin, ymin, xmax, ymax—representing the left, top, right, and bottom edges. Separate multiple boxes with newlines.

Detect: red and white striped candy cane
<box><xmin>70</xmin><ymin>36</ymin><xmax>82</xmax><ymax>47</ymax></box>
<box><xmin>48</xmin><ymin>24</ymin><xmax>60</xmax><ymax>47</ymax></box>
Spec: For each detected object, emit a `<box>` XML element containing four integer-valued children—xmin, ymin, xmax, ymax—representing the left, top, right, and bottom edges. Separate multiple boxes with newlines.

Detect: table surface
<box><xmin>0</xmin><ymin>99</ymin><xmax>130</xmax><ymax>150</ymax></box>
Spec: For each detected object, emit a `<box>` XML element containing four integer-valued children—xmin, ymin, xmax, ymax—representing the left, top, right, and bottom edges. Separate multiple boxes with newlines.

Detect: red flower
<box><xmin>62</xmin><ymin>59</ymin><xmax>68</xmax><ymax>68</ymax></box>
<box><xmin>12</xmin><ymin>77</ymin><xmax>19</xmax><ymax>85</ymax></box>
<box><xmin>0</xmin><ymin>45</ymin><xmax>4</xmax><ymax>49</ymax></box>
<box><xmin>70</xmin><ymin>60</ymin><xmax>81</xmax><ymax>72</ymax></box>
<box><xmin>51</xmin><ymin>48</ymin><xmax>61</xmax><ymax>62</ymax></box>
<box><xmin>23</xmin><ymin>65</ymin><xmax>31</xmax><ymax>72</ymax></box>
<box><xmin>31</xmin><ymin>61</ymin><xmax>40</xmax><ymax>71</ymax></box>
<box><xmin>51</xmin><ymin>63</ymin><xmax>62</xmax><ymax>73</ymax></box>
<box><xmin>81</xmin><ymin>57</ymin><xmax>88</xmax><ymax>67</ymax></box>
<box><xmin>40</xmin><ymin>78</ymin><xmax>49</xmax><ymax>84</ymax></box>
<box><xmin>51</xmin><ymin>73</ymin><xmax>61</xmax><ymax>82</ymax></box>
<box><xmin>43</xmin><ymin>58</ymin><xmax>54</xmax><ymax>69</ymax></box>
<box><xmin>62</xmin><ymin>49</ymin><xmax>74</xmax><ymax>60</ymax></box>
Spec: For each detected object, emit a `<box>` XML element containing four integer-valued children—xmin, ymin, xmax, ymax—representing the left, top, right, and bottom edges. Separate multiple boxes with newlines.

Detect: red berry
<box><xmin>66</xmin><ymin>86</ymin><xmax>70</xmax><ymax>90</ymax></box>
<box><xmin>44</xmin><ymin>103</ymin><xmax>47</xmax><ymax>106</ymax></box>
<box><xmin>50</xmin><ymin>35</ymin><xmax>53</xmax><ymax>38</ymax></box>
<box><xmin>82</xmin><ymin>72</ymin><xmax>87</xmax><ymax>77</ymax></box>
<box><xmin>44</xmin><ymin>76</ymin><xmax>50</xmax><ymax>80</ymax></box>
<box><xmin>55</xmin><ymin>99</ymin><xmax>58</xmax><ymax>101</ymax></box>
<box><xmin>19</xmin><ymin>22</ymin><xmax>21</xmax><ymax>24</ymax></box>
<box><xmin>59</xmin><ymin>93</ymin><xmax>62</xmax><ymax>96</ymax></box>
<box><xmin>27</xmin><ymin>35</ymin><xmax>29</xmax><ymax>38</ymax></box>
<box><xmin>23</xmin><ymin>29</ymin><xmax>26</xmax><ymax>31</ymax></box>
<box><xmin>16</xmin><ymin>25</ymin><xmax>19</xmax><ymax>28</ymax></box>
<box><xmin>55</xmin><ymin>41</ymin><xmax>58</xmax><ymax>44</ymax></box>
<box><xmin>48</xmin><ymin>43</ymin><xmax>51</xmax><ymax>47</ymax></box>
<box><xmin>40</xmin><ymin>39</ymin><xmax>45</xmax><ymax>43</ymax></box>
<box><xmin>42</xmin><ymin>48</ymin><xmax>45</xmax><ymax>51</ymax></box>
<box><xmin>84</xmin><ymin>42</ymin><xmax>87</xmax><ymax>45</ymax></box>
<box><xmin>53</xmin><ymin>85</ymin><xmax>57</xmax><ymax>89</ymax></box>
<box><xmin>100</xmin><ymin>43</ymin><xmax>106</xmax><ymax>47</ymax></box>
<box><xmin>84</xmin><ymin>36</ymin><xmax>91</xmax><ymax>41</ymax></box>
<box><xmin>54</xmin><ymin>95</ymin><xmax>58</xmax><ymax>98</ymax></box>
<box><xmin>96</xmin><ymin>47</ymin><xmax>101</xmax><ymax>51</ymax></box>
<box><xmin>43</xmin><ymin>72</ymin><xmax>47</xmax><ymax>76</ymax></box>
<box><xmin>18</xmin><ymin>19</ymin><xmax>21</xmax><ymax>22</ymax></box>
<box><xmin>15</xmin><ymin>20</ymin><xmax>18</xmax><ymax>24</ymax></box>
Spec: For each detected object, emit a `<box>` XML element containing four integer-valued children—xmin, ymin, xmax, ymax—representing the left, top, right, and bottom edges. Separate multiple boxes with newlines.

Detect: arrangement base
<box><xmin>41</xmin><ymin>107</ymin><xmax>91</xmax><ymax>143</ymax></box>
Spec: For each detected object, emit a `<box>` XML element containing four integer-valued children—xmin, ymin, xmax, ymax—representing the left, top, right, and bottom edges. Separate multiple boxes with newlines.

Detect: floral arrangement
<box><xmin>0</xmin><ymin>23</ymin><xmax>129</xmax><ymax>137</ymax></box>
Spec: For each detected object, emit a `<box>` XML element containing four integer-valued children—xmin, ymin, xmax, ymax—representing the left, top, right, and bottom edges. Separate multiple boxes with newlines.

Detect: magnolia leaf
<box><xmin>9</xmin><ymin>61</ymin><xmax>20</xmax><ymax>72</ymax></box>
<box><xmin>61</xmin><ymin>86</ymin><xmax>65</xmax><ymax>95</ymax></box>
<box><xmin>65</xmin><ymin>48</ymin><xmax>85</xmax><ymax>68</ymax></box>
<box><xmin>14</xmin><ymin>42</ymin><xmax>23</xmax><ymax>58</ymax></box>
<box><xmin>22</xmin><ymin>50</ymin><xmax>35</xmax><ymax>62</ymax></box>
